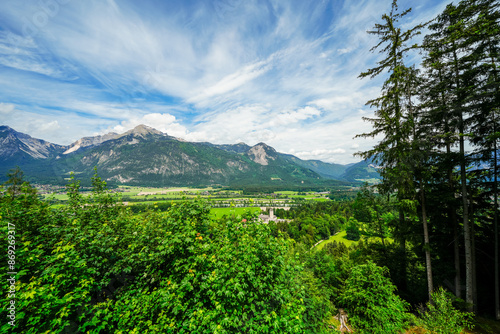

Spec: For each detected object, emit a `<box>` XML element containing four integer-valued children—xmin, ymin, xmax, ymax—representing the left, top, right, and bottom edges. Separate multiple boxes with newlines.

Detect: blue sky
<box><xmin>0</xmin><ymin>0</ymin><xmax>450</xmax><ymax>164</ymax></box>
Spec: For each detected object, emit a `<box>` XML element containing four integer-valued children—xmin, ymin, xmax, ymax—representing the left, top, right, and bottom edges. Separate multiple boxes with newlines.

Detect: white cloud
<box><xmin>295</xmin><ymin>148</ymin><xmax>346</xmax><ymax>158</ymax></box>
<box><xmin>188</xmin><ymin>59</ymin><xmax>271</xmax><ymax>106</ymax></box>
<box><xmin>270</xmin><ymin>106</ymin><xmax>321</xmax><ymax>126</ymax></box>
<box><xmin>2</xmin><ymin>110</ymin><xmax>71</xmax><ymax>144</ymax></box>
<box><xmin>0</xmin><ymin>31</ymin><xmax>74</xmax><ymax>79</ymax></box>
<box><xmin>337</xmin><ymin>47</ymin><xmax>352</xmax><ymax>55</ymax></box>
<box><xmin>38</xmin><ymin>120</ymin><xmax>60</xmax><ymax>132</ymax></box>
<box><xmin>247</xmin><ymin>129</ymin><xmax>276</xmax><ymax>143</ymax></box>
<box><xmin>0</xmin><ymin>57</ymin><xmax>64</xmax><ymax>78</ymax></box>
<box><xmin>0</xmin><ymin>103</ymin><xmax>15</xmax><ymax>114</ymax></box>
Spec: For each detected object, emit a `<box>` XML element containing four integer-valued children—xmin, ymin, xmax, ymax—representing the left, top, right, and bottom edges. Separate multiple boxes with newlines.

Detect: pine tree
<box><xmin>356</xmin><ymin>0</ymin><xmax>425</xmax><ymax>293</ymax></box>
<box><xmin>4</xmin><ymin>166</ymin><xmax>24</xmax><ymax>198</ymax></box>
<box><xmin>420</xmin><ymin>27</ymin><xmax>464</xmax><ymax>299</ymax></box>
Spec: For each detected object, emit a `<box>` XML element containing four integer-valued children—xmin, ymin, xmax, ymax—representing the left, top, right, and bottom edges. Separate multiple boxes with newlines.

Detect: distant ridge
<box><xmin>0</xmin><ymin>124</ymin><xmax>379</xmax><ymax>186</ymax></box>
<box><xmin>0</xmin><ymin>125</ymin><xmax>66</xmax><ymax>160</ymax></box>
<box><xmin>63</xmin><ymin>132</ymin><xmax>118</xmax><ymax>154</ymax></box>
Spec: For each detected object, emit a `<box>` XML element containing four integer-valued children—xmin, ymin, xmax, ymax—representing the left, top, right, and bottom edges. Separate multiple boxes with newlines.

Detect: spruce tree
<box><xmin>356</xmin><ymin>0</ymin><xmax>425</xmax><ymax>293</ymax></box>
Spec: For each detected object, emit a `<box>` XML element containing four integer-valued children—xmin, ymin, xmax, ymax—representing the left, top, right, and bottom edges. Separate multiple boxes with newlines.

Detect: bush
<box><xmin>416</xmin><ymin>287</ymin><xmax>474</xmax><ymax>334</ymax></box>
<box><xmin>93</xmin><ymin>203</ymin><xmax>306</xmax><ymax>333</ymax></box>
<box><xmin>338</xmin><ymin>261</ymin><xmax>410</xmax><ymax>333</ymax></box>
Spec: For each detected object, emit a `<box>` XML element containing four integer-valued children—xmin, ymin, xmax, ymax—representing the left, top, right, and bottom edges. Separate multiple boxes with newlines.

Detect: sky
<box><xmin>0</xmin><ymin>0</ymin><xmax>451</xmax><ymax>164</ymax></box>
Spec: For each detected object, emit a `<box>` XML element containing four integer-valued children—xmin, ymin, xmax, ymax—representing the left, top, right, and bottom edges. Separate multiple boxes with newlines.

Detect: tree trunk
<box><xmin>421</xmin><ymin>187</ymin><xmax>434</xmax><ymax>301</ymax></box>
<box><xmin>453</xmin><ymin>210</ymin><xmax>462</xmax><ymax>298</ymax></box>
<box><xmin>453</xmin><ymin>43</ymin><xmax>474</xmax><ymax>312</ymax></box>
<box><xmin>446</xmin><ymin>142</ymin><xmax>462</xmax><ymax>298</ymax></box>
<box><xmin>470</xmin><ymin>198</ymin><xmax>477</xmax><ymax>312</ymax></box>
<box><xmin>495</xmin><ymin>134</ymin><xmax>500</xmax><ymax>319</ymax></box>
<box><xmin>374</xmin><ymin>198</ymin><xmax>387</xmax><ymax>250</ymax></box>
<box><xmin>472</xmin><ymin>222</ymin><xmax>477</xmax><ymax>312</ymax></box>
<box><xmin>399</xmin><ymin>209</ymin><xmax>408</xmax><ymax>291</ymax></box>
<box><xmin>459</xmin><ymin>129</ymin><xmax>474</xmax><ymax>312</ymax></box>
<box><xmin>489</xmin><ymin>54</ymin><xmax>499</xmax><ymax>320</ymax></box>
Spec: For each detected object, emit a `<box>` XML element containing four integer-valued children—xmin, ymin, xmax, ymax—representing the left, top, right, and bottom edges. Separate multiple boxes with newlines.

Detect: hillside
<box><xmin>0</xmin><ymin>125</ymin><xmax>374</xmax><ymax>187</ymax></box>
<box><xmin>340</xmin><ymin>158</ymin><xmax>381</xmax><ymax>183</ymax></box>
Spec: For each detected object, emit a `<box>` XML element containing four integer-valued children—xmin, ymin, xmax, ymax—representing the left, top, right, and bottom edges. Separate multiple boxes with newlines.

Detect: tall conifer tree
<box><xmin>356</xmin><ymin>0</ymin><xmax>426</xmax><ymax>294</ymax></box>
<box><xmin>420</xmin><ymin>8</ymin><xmax>464</xmax><ymax>301</ymax></box>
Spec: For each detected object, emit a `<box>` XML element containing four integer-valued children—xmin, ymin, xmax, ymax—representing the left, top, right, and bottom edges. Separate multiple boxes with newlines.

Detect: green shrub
<box><xmin>416</xmin><ymin>287</ymin><xmax>474</xmax><ymax>334</ymax></box>
<box><xmin>300</xmin><ymin>269</ymin><xmax>335</xmax><ymax>333</ymax></box>
<box><xmin>92</xmin><ymin>204</ymin><xmax>306</xmax><ymax>333</ymax></box>
<box><xmin>338</xmin><ymin>261</ymin><xmax>410</xmax><ymax>333</ymax></box>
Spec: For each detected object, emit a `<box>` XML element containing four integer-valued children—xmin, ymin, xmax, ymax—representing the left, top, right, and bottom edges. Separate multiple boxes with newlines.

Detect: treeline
<box><xmin>356</xmin><ymin>0</ymin><xmax>500</xmax><ymax>317</ymax></box>
<box><xmin>234</xmin><ymin>184</ymin><xmax>350</xmax><ymax>195</ymax></box>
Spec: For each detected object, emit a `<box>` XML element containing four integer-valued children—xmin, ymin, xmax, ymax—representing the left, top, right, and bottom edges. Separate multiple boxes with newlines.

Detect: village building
<box><xmin>258</xmin><ymin>207</ymin><xmax>290</xmax><ymax>224</ymax></box>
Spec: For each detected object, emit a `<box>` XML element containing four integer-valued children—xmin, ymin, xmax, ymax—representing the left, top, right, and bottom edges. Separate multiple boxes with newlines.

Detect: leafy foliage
<box><xmin>416</xmin><ymin>287</ymin><xmax>474</xmax><ymax>334</ymax></box>
<box><xmin>0</xmin><ymin>170</ymin><xmax>307</xmax><ymax>333</ymax></box>
<box><xmin>338</xmin><ymin>261</ymin><xmax>410</xmax><ymax>334</ymax></box>
<box><xmin>345</xmin><ymin>218</ymin><xmax>361</xmax><ymax>241</ymax></box>
<box><xmin>269</xmin><ymin>201</ymin><xmax>349</xmax><ymax>248</ymax></box>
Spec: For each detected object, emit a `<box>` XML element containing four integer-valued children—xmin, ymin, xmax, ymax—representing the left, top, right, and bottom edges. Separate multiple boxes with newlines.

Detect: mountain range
<box><xmin>0</xmin><ymin>125</ymin><xmax>380</xmax><ymax>187</ymax></box>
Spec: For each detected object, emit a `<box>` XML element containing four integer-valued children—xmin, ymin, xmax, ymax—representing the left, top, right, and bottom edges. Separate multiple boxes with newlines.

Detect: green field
<box><xmin>275</xmin><ymin>191</ymin><xmax>329</xmax><ymax>199</ymax></box>
<box><xmin>310</xmin><ymin>197</ymin><xmax>329</xmax><ymax>202</ymax></box>
<box><xmin>210</xmin><ymin>207</ymin><xmax>261</xmax><ymax>219</ymax></box>
<box><xmin>43</xmin><ymin>193</ymin><xmax>70</xmax><ymax>200</ymax></box>
<box><xmin>127</xmin><ymin>194</ymin><xmax>199</xmax><ymax>200</ymax></box>
<box><xmin>315</xmin><ymin>230</ymin><xmax>357</xmax><ymax>250</ymax></box>
<box><xmin>314</xmin><ymin>231</ymin><xmax>393</xmax><ymax>251</ymax></box>
<box><xmin>118</xmin><ymin>186</ymin><xmax>216</xmax><ymax>195</ymax></box>
<box><xmin>355</xmin><ymin>178</ymin><xmax>380</xmax><ymax>184</ymax></box>
<box><xmin>42</xmin><ymin>185</ymin><xmax>335</xmax><ymax>212</ymax></box>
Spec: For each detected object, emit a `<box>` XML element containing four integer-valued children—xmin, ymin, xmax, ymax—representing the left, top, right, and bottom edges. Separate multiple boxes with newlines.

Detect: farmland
<box><xmin>40</xmin><ymin>184</ymin><xmax>356</xmax><ymax>215</ymax></box>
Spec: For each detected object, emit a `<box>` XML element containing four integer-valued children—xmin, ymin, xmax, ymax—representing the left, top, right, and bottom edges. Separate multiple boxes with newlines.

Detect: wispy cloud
<box><xmin>188</xmin><ymin>59</ymin><xmax>272</xmax><ymax>106</ymax></box>
<box><xmin>0</xmin><ymin>0</ymin><xmax>451</xmax><ymax>164</ymax></box>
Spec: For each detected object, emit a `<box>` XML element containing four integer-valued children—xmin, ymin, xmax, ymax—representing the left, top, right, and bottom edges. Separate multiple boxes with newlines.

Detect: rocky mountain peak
<box><xmin>63</xmin><ymin>125</ymin><xmax>164</xmax><ymax>155</ymax></box>
<box><xmin>120</xmin><ymin>124</ymin><xmax>163</xmax><ymax>138</ymax></box>
<box><xmin>0</xmin><ymin>125</ymin><xmax>14</xmax><ymax>132</ymax></box>
<box><xmin>63</xmin><ymin>132</ymin><xmax>118</xmax><ymax>154</ymax></box>
<box><xmin>246</xmin><ymin>142</ymin><xmax>278</xmax><ymax>166</ymax></box>
<box><xmin>1</xmin><ymin>125</ymin><xmax>26</xmax><ymax>139</ymax></box>
<box><xmin>0</xmin><ymin>125</ymin><xmax>65</xmax><ymax>159</ymax></box>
